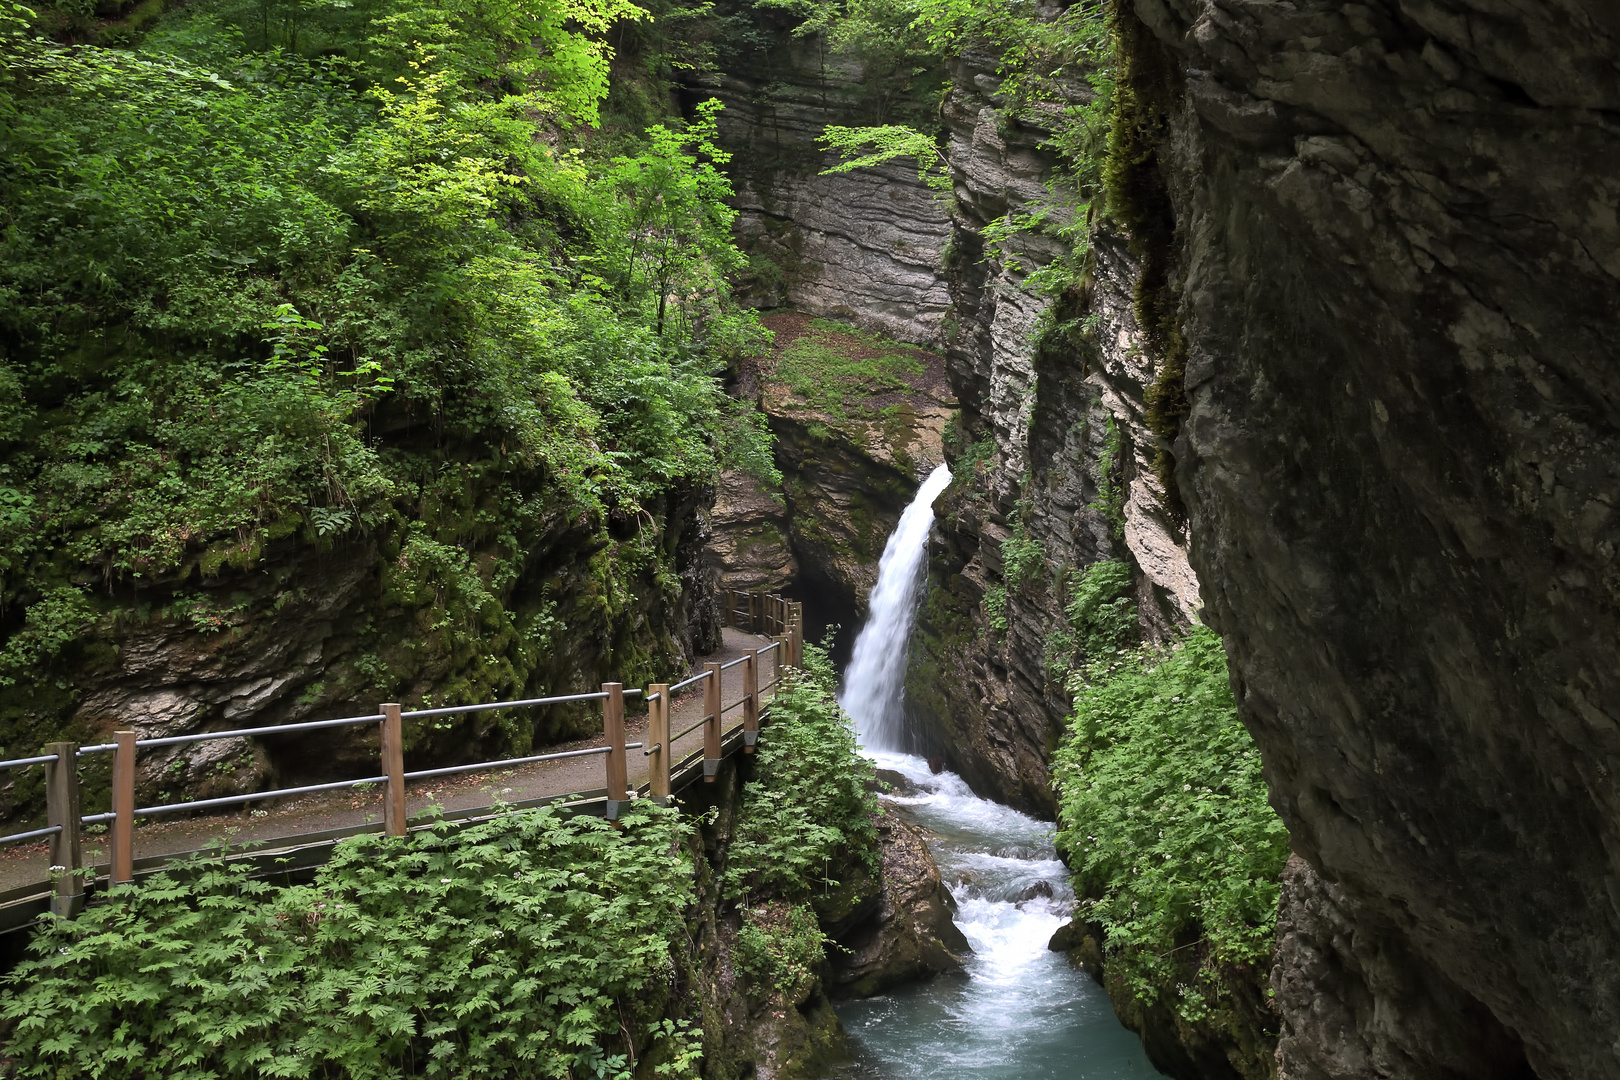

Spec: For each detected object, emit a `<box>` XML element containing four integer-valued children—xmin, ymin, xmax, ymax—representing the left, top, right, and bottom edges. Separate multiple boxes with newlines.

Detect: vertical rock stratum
<box><xmin>1129</xmin><ymin>1</ymin><xmax>1620</xmax><ymax>1077</ymax></box>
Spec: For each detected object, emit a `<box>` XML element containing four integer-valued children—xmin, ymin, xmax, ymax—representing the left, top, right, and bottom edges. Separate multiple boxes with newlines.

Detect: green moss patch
<box><xmin>760</xmin><ymin>312</ymin><xmax>944</xmax><ymax>424</ymax></box>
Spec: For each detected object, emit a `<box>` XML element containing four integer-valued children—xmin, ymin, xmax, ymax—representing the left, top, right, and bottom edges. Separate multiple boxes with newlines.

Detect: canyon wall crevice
<box><xmin>1130</xmin><ymin>0</ymin><xmax>1620</xmax><ymax>1076</ymax></box>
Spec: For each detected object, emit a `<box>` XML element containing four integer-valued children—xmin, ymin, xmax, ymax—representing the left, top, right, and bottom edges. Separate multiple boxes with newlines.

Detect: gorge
<box><xmin>697</xmin><ymin>2</ymin><xmax>1620</xmax><ymax>1078</ymax></box>
<box><xmin>0</xmin><ymin>0</ymin><xmax>1615</xmax><ymax>1079</ymax></box>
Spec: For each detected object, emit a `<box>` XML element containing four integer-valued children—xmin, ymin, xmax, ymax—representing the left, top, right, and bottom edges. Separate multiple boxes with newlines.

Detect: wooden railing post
<box><xmin>703</xmin><ymin>663</ymin><xmax>722</xmax><ymax>782</ymax></box>
<box><xmin>380</xmin><ymin>703</ymin><xmax>406</xmax><ymax>838</ymax></box>
<box><xmin>748</xmin><ymin>592</ymin><xmax>758</xmax><ymax>633</ymax></box>
<box><xmin>603</xmin><ymin>683</ymin><xmax>627</xmax><ymax>820</ymax></box>
<box><xmin>111</xmin><ymin>730</ymin><xmax>136</xmax><ymax>885</ymax></box>
<box><xmin>741</xmin><ymin>653</ymin><xmax>759</xmax><ymax>754</ymax></box>
<box><xmin>790</xmin><ymin>602</ymin><xmax>804</xmax><ymax>667</ymax></box>
<box><xmin>44</xmin><ymin>741</ymin><xmax>83</xmax><ymax>917</ymax></box>
<box><xmin>648</xmin><ymin>683</ymin><xmax>671</xmax><ymax>804</ymax></box>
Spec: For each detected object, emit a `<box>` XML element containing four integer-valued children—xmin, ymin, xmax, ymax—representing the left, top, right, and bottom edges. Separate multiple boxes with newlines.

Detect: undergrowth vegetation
<box><xmin>0</xmin><ymin>0</ymin><xmax>775</xmax><ymax>765</ymax></box>
<box><xmin>1051</xmin><ymin>567</ymin><xmax>1288</xmax><ymax>1025</ymax></box>
<box><xmin>769</xmin><ymin>318</ymin><xmax>929</xmax><ymax>423</ymax></box>
<box><xmin>722</xmin><ymin>639</ymin><xmax>879</xmax><ymax>1001</ymax></box>
<box><xmin>0</xmin><ymin>803</ymin><xmax>700</xmax><ymax>1079</ymax></box>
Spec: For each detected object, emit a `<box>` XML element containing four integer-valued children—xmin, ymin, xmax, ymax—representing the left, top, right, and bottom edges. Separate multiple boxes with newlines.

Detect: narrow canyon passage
<box><xmin>831</xmin><ymin>470</ymin><xmax>1161</xmax><ymax>1079</ymax></box>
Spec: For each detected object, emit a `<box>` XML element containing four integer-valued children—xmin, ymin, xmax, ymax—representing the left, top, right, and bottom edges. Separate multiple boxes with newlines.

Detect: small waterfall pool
<box><xmin>832</xmin><ymin>464</ymin><xmax>1164</xmax><ymax>1079</ymax></box>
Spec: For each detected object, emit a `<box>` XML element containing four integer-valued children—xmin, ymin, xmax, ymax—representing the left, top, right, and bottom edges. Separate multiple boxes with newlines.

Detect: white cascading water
<box><xmin>834</xmin><ymin>465</ymin><xmax>1162</xmax><ymax>1079</ymax></box>
<box><xmin>840</xmin><ymin>463</ymin><xmax>954</xmax><ymax>750</ymax></box>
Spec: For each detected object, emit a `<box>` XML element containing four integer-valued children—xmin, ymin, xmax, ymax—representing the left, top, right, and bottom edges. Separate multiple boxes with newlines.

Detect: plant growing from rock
<box><xmin>721</xmin><ymin>638</ymin><xmax>880</xmax><ymax>999</ymax></box>
<box><xmin>1052</xmin><ymin>627</ymin><xmax>1289</xmax><ymax>1023</ymax></box>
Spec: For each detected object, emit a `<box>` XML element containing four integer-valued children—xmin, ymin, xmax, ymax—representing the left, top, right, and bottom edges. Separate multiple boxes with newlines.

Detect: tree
<box><xmin>590</xmin><ymin>98</ymin><xmax>744</xmax><ymax>336</ymax></box>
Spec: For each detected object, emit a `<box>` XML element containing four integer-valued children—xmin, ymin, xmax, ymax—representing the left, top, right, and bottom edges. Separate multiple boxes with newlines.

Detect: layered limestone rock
<box><xmin>707</xmin><ymin>469</ymin><xmax>797</xmax><ymax>595</ymax></box>
<box><xmin>2</xmin><ymin>491</ymin><xmax>721</xmax><ymax>818</ymax></box>
<box><xmin>687</xmin><ymin>36</ymin><xmax>951</xmax><ymax>347</ymax></box>
<box><xmin>1124</xmin><ymin>0</ymin><xmax>1620</xmax><ymax>1076</ymax></box>
<box><xmin>905</xmin><ymin>54</ymin><xmax>1200</xmax><ymax>817</ymax></box>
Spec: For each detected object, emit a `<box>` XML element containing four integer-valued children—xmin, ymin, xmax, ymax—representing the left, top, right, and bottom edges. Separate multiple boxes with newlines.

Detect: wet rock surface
<box><xmin>829</xmin><ymin>805</ymin><xmax>970</xmax><ymax>999</ymax></box>
<box><xmin>1130</xmin><ymin>0</ymin><xmax>1620</xmax><ymax>1076</ymax></box>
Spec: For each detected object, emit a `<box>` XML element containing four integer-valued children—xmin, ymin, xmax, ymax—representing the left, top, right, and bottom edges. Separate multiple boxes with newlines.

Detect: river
<box><xmin>833</xmin><ymin>464</ymin><xmax>1163</xmax><ymax>1080</ymax></box>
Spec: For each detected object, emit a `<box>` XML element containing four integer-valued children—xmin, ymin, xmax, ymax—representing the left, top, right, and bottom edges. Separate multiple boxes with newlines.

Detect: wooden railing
<box><xmin>722</xmin><ymin>590</ymin><xmax>800</xmax><ymax>638</ymax></box>
<box><xmin>0</xmin><ymin>592</ymin><xmax>806</xmax><ymax>928</ymax></box>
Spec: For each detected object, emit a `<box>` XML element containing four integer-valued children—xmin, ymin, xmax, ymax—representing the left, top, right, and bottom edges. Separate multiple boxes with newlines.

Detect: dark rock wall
<box><xmin>1131</xmin><ymin>0</ymin><xmax>1620</xmax><ymax>1077</ymax></box>
<box><xmin>11</xmin><ymin>490</ymin><xmax>721</xmax><ymax>816</ymax></box>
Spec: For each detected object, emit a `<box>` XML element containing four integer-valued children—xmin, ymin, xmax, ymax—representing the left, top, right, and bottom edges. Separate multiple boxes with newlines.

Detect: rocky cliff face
<box><xmin>707</xmin><ymin>313</ymin><xmax>953</xmax><ymax>618</ymax></box>
<box><xmin>2</xmin><ymin>493</ymin><xmax>721</xmax><ymax>818</ymax></box>
<box><xmin>905</xmin><ymin>52</ymin><xmax>1200</xmax><ymax>817</ymax></box>
<box><xmin>1125</xmin><ymin>0</ymin><xmax>1620</xmax><ymax>1077</ymax></box>
<box><xmin>690</xmin><ymin>38</ymin><xmax>952</xmax><ymax>349</ymax></box>
<box><xmin>689</xmin><ymin>33</ymin><xmax>1200</xmax><ymax>816</ymax></box>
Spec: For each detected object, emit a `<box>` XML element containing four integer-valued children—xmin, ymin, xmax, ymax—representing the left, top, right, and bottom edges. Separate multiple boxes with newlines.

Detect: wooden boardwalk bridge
<box><xmin>0</xmin><ymin>593</ymin><xmax>804</xmax><ymax>940</ymax></box>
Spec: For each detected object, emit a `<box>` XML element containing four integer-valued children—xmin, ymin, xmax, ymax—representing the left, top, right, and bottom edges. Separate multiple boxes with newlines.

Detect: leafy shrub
<box><xmin>1</xmin><ymin>803</ymin><xmax>697</xmax><ymax>1079</ymax></box>
<box><xmin>722</xmin><ymin>643</ymin><xmax>879</xmax><ymax>903</ymax></box>
<box><xmin>733</xmin><ymin>900</ymin><xmax>827</xmax><ymax>1003</ymax></box>
<box><xmin>1065</xmin><ymin>558</ymin><xmax>1138</xmax><ymax>665</ymax></box>
<box><xmin>1052</xmin><ymin>627</ymin><xmax>1289</xmax><ymax>1020</ymax></box>
<box><xmin>983</xmin><ymin>582</ymin><xmax>1008</xmax><ymax>632</ymax></box>
<box><xmin>721</xmin><ymin>640</ymin><xmax>879</xmax><ymax>998</ymax></box>
<box><xmin>999</xmin><ymin>518</ymin><xmax>1044</xmax><ymax>592</ymax></box>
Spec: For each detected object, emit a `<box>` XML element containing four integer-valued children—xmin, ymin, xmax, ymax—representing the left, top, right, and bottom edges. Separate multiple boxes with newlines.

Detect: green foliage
<box><xmin>733</xmin><ymin>900</ymin><xmax>827</xmax><ymax>1003</ymax></box>
<box><xmin>0</xmin><ymin>586</ymin><xmax>93</xmax><ymax>686</ymax></box>
<box><xmin>771</xmin><ymin>318</ymin><xmax>927</xmax><ymax>423</ymax></box>
<box><xmin>1065</xmin><ymin>558</ymin><xmax>1136</xmax><ymax>665</ymax></box>
<box><xmin>982</xmin><ymin>582</ymin><xmax>1007</xmax><ymax>633</ymax></box>
<box><xmin>584</xmin><ymin>98</ymin><xmax>756</xmax><ymax>340</ymax></box>
<box><xmin>1088</xmin><ymin>413</ymin><xmax>1126</xmax><ymax>539</ymax></box>
<box><xmin>818</xmin><ymin>124</ymin><xmax>949</xmax><ymax>191</ymax></box>
<box><xmin>1052</xmin><ymin>628</ymin><xmax>1289</xmax><ymax>1022</ymax></box>
<box><xmin>999</xmin><ymin>516</ymin><xmax>1043</xmax><ymax>592</ymax></box>
<box><xmin>0</xmin><ymin>0</ymin><xmax>777</xmax><ymax>742</ymax></box>
<box><xmin>723</xmin><ymin>643</ymin><xmax>879</xmax><ymax>902</ymax></box>
<box><xmin>722</xmin><ymin>639</ymin><xmax>879</xmax><ymax>996</ymax></box>
<box><xmin>1</xmin><ymin>802</ymin><xmax>697</xmax><ymax>1078</ymax></box>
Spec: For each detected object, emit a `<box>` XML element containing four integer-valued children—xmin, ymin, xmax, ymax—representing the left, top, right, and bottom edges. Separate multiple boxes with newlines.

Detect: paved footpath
<box><xmin>0</xmin><ymin>628</ymin><xmax>782</xmax><ymax>895</ymax></box>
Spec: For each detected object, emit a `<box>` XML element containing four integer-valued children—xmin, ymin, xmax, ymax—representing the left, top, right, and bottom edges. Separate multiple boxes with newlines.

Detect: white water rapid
<box><xmin>840</xmin><ymin>463</ymin><xmax>954</xmax><ymax>751</ymax></box>
<box><xmin>831</xmin><ymin>467</ymin><xmax>1162</xmax><ymax>1079</ymax></box>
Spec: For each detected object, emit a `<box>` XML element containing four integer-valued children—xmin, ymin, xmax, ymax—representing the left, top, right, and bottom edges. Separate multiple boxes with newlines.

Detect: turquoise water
<box><xmin>832</xmin><ymin>751</ymin><xmax>1164</xmax><ymax>1080</ymax></box>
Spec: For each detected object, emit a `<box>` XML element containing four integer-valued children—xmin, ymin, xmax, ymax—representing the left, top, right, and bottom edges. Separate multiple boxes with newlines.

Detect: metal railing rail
<box><xmin>0</xmin><ymin>590</ymin><xmax>805</xmax><ymax>927</ymax></box>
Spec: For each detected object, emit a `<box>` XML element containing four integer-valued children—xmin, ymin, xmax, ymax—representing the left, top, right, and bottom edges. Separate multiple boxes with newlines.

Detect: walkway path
<box><xmin>0</xmin><ymin>628</ymin><xmax>782</xmax><ymax>895</ymax></box>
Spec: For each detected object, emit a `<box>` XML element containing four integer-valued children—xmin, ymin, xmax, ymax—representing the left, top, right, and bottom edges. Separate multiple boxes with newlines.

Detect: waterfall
<box><xmin>840</xmin><ymin>463</ymin><xmax>953</xmax><ymax>751</ymax></box>
<box><xmin>834</xmin><ymin>464</ymin><xmax>1162</xmax><ymax>1078</ymax></box>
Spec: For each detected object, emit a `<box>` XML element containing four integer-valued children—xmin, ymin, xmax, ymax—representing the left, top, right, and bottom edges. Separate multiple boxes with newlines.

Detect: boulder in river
<box><xmin>829</xmin><ymin>803</ymin><xmax>971</xmax><ymax>998</ymax></box>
